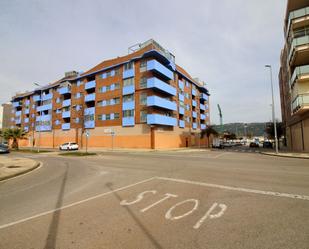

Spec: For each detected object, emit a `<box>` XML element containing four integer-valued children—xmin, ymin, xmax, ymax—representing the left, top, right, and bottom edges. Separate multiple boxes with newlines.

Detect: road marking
<box><xmin>165</xmin><ymin>199</ymin><xmax>199</xmax><ymax>220</ymax></box>
<box><xmin>120</xmin><ymin>190</ymin><xmax>157</xmax><ymax>206</ymax></box>
<box><xmin>157</xmin><ymin>177</ymin><xmax>309</xmax><ymax>201</ymax></box>
<box><xmin>0</xmin><ymin>177</ymin><xmax>156</xmax><ymax>230</ymax></box>
<box><xmin>140</xmin><ymin>193</ymin><xmax>178</xmax><ymax>213</ymax></box>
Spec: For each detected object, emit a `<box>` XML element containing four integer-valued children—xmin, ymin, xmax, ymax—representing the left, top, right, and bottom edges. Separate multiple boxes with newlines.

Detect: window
<box><xmin>123</xmin><ymin>78</ymin><xmax>134</xmax><ymax>87</ymax></box>
<box><xmin>106</xmin><ymin>114</ymin><xmax>111</xmax><ymax>120</ymax></box>
<box><xmin>140</xmin><ymin>110</ymin><xmax>147</xmax><ymax>123</ymax></box>
<box><xmin>98</xmin><ymin>114</ymin><xmax>105</xmax><ymax>121</ymax></box>
<box><xmin>114</xmin><ymin>112</ymin><xmax>120</xmax><ymax>119</ymax></box>
<box><xmin>185</xmin><ymin>81</ymin><xmax>189</xmax><ymax>88</ymax></box>
<box><xmin>114</xmin><ymin>68</ymin><xmax>120</xmax><ymax>76</ymax></box>
<box><xmin>56</xmin><ymin>109</ymin><xmax>61</xmax><ymax>114</ymax></box>
<box><xmin>114</xmin><ymin>97</ymin><xmax>120</xmax><ymax>104</ymax></box>
<box><xmin>114</xmin><ymin>82</ymin><xmax>120</xmax><ymax>89</ymax></box>
<box><xmin>123</xmin><ymin>110</ymin><xmax>134</xmax><ymax>117</ymax></box>
<box><xmin>123</xmin><ymin>94</ymin><xmax>134</xmax><ymax>102</ymax></box>
<box><xmin>179</xmin><ymin>101</ymin><xmax>185</xmax><ymax>108</ymax></box>
<box><xmin>106</xmin><ymin>71</ymin><xmax>111</xmax><ymax>78</ymax></box>
<box><xmin>84</xmin><ymin>114</ymin><xmax>94</xmax><ymax>121</ymax></box>
<box><xmin>56</xmin><ymin>98</ymin><xmax>61</xmax><ymax>103</ymax></box>
<box><xmin>124</xmin><ymin>61</ymin><xmax>134</xmax><ymax>70</ymax></box>
<box><xmin>140</xmin><ymin>60</ymin><xmax>147</xmax><ymax>72</ymax></box>
<box><xmin>75</xmin><ymin>118</ymin><xmax>80</xmax><ymax>123</ymax></box>
<box><xmin>140</xmin><ymin>77</ymin><xmax>147</xmax><ymax>89</ymax></box>
<box><xmin>55</xmin><ymin>120</ymin><xmax>60</xmax><ymax>125</ymax></box>
<box><xmin>107</xmin><ymin>85</ymin><xmax>112</xmax><ymax>91</ymax></box>
<box><xmin>140</xmin><ymin>93</ymin><xmax>147</xmax><ymax>105</ymax></box>
<box><xmin>74</xmin><ymin>105</ymin><xmax>81</xmax><ymax>111</ymax></box>
<box><xmin>74</xmin><ymin>93</ymin><xmax>81</xmax><ymax>99</ymax></box>
<box><xmin>106</xmin><ymin>99</ymin><xmax>111</xmax><ymax>106</ymax></box>
<box><xmin>97</xmin><ymin>101</ymin><xmax>103</xmax><ymax>107</ymax></box>
<box><xmin>185</xmin><ymin>93</ymin><xmax>189</xmax><ymax>99</ymax></box>
<box><xmin>99</xmin><ymin>86</ymin><xmax>106</xmax><ymax>93</ymax></box>
<box><xmin>77</xmin><ymin>80</ymin><xmax>83</xmax><ymax>86</ymax></box>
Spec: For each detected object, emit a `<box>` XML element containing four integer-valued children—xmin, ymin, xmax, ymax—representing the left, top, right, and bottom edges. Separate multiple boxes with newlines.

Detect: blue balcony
<box><xmin>192</xmin><ymin>100</ymin><xmax>197</xmax><ymax>107</ymax></box>
<box><xmin>62</xmin><ymin>99</ymin><xmax>71</xmax><ymax>107</ymax></box>
<box><xmin>192</xmin><ymin>111</ymin><xmax>197</xmax><ymax>118</ymax></box>
<box><xmin>193</xmin><ymin>123</ymin><xmax>197</xmax><ymax>129</ymax></box>
<box><xmin>85</xmin><ymin>80</ymin><xmax>96</xmax><ymax>90</ymax></box>
<box><xmin>179</xmin><ymin>93</ymin><xmax>184</xmax><ymax>102</ymax></box>
<box><xmin>122</xmin><ymin>101</ymin><xmax>135</xmax><ymax>111</ymax></box>
<box><xmin>122</xmin><ymin>117</ymin><xmax>135</xmax><ymax>126</ymax></box>
<box><xmin>179</xmin><ymin>107</ymin><xmax>184</xmax><ymax>115</ymax></box>
<box><xmin>24</xmin><ymin>118</ymin><xmax>29</xmax><ymax>123</ymax></box>
<box><xmin>122</xmin><ymin>85</ymin><xmax>135</xmax><ymax>95</ymax></box>
<box><xmin>84</xmin><ymin>120</ymin><xmax>95</xmax><ymax>129</ymax></box>
<box><xmin>33</xmin><ymin>95</ymin><xmax>41</xmax><ymax>102</ymax></box>
<box><xmin>200</xmin><ymin>103</ymin><xmax>206</xmax><ymax>111</ymax></box>
<box><xmin>62</xmin><ymin>111</ymin><xmax>71</xmax><ymax>118</ymax></box>
<box><xmin>200</xmin><ymin>93</ymin><xmax>208</xmax><ymax>101</ymax></box>
<box><xmin>24</xmin><ymin>126</ymin><xmax>29</xmax><ymax>132</ymax></box>
<box><xmin>36</xmin><ymin>103</ymin><xmax>52</xmax><ymax>112</ymax></box>
<box><xmin>58</xmin><ymin>86</ymin><xmax>71</xmax><ymax>95</ymax></box>
<box><xmin>84</xmin><ymin>107</ymin><xmax>95</xmax><ymax>115</ymax></box>
<box><xmin>15</xmin><ymin>110</ymin><xmax>22</xmax><ymax>116</ymax></box>
<box><xmin>12</xmin><ymin>101</ymin><xmax>21</xmax><ymax>108</ymax></box>
<box><xmin>24</xmin><ymin>108</ymin><xmax>30</xmax><ymax>114</ymax></box>
<box><xmin>36</xmin><ymin>115</ymin><xmax>52</xmax><ymax>122</ymax></box>
<box><xmin>85</xmin><ymin>93</ymin><xmax>96</xmax><ymax>102</ymax></box>
<box><xmin>15</xmin><ymin>118</ymin><xmax>21</xmax><ymax>124</ymax></box>
<box><xmin>147</xmin><ymin>96</ymin><xmax>177</xmax><ymax>111</ymax></box>
<box><xmin>35</xmin><ymin>124</ymin><xmax>52</xmax><ymax>132</ymax></box>
<box><xmin>25</xmin><ymin>99</ymin><xmax>30</xmax><ymax>105</ymax></box>
<box><xmin>123</xmin><ymin>69</ymin><xmax>135</xmax><ymax>79</ymax></box>
<box><xmin>200</xmin><ymin>114</ymin><xmax>206</xmax><ymax>120</ymax></box>
<box><xmin>42</xmin><ymin>93</ymin><xmax>53</xmax><ymax>101</ymax></box>
<box><xmin>201</xmin><ymin>124</ymin><xmax>206</xmax><ymax>130</ymax></box>
<box><xmin>192</xmin><ymin>88</ymin><xmax>196</xmax><ymax>96</ymax></box>
<box><xmin>179</xmin><ymin>120</ymin><xmax>185</xmax><ymax>128</ymax></box>
<box><xmin>147</xmin><ymin>77</ymin><xmax>176</xmax><ymax>96</ymax></box>
<box><xmin>147</xmin><ymin>114</ymin><xmax>176</xmax><ymax>126</ymax></box>
<box><xmin>62</xmin><ymin>123</ymin><xmax>70</xmax><ymax>130</ymax></box>
<box><xmin>147</xmin><ymin>60</ymin><xmax>174</xmax><ymax>80</ymax></box>
<box><xmin>178</xmin><ymin>80</ymin><xmax>184</xmax><ymax>90</ymax></box>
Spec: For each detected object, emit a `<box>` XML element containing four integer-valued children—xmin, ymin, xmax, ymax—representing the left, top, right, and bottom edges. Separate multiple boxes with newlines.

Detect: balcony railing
<box><xmin>85</xmin><ymin>80</ymin><xmax>96</xmax><ymax>90</ymax></box>
<box><xmin>179</xmin><ymin>120</ymin><xmax>185</xmax><ymax>128</ymax></box>
<box><xmin>42</xmin><ymin>93</ymin><xmax>53</xmax><ymax>101</ymax></box>
<box><xmin>147</xmin><ymin>96</ymin><xmax>177</xmax><ymax>111</ymax></box>
<box><xmin>123</xmin><ymin>69</ymin><xmax>135</xmax><ymax>79</ymax></box>
<box><xmin>192</xmin><ymin>88</ymin><xmax>197</xmax><ymax>96</ymax></box>
<box><xmin>288</xmin><ymin>35</ymin><xmax>309</xmax><ymax>63</ymax></box>
<box><xmin>193</xmin><ymin>123</ymin><xmax>197</xmax><ymax>129</ymax></box>
<box><xmin>84</xmin><ymin>120</ymin><xmax>95</xmax><ymax>129</ymax></box>
<box><xmin>201</xmin><ymin>124</ymin><xmax>206</xmax><ymax>130</ymax></box>
<box><xmin>147</xmin><ymin>77</ymin><xmax>176</xmax><ymax>96</ymax></box>
<box><xmin>62</xmin><ymin>123</ymin><xmax>70</xmax><ymax>130</ymax></box>
<box><xmin>178</xmin><ymin>80</ymin><xmax>184</xmax><ymax>90</ymax></box>
<box><xmin>192</xmin><ymin>100</ymin><xmax>197</xmax><ymax>107</ymax></box>
<box><xmin>200</xmin><ymin>114</ymin><xmax>206</xmax><ymax>120</ymax></box>
<box><xmin>122</xmin><ymin>85</ymin><xmax>135</xmax><ymax>95</ymax></box>
<box><xmin>33</xmin><ymin>95</ymin><xmax>41</xmax><ymax>102</ymax></box>
<box><xmin>179</xmin><ymin>93</ymin><xmax>184</xmax><ymax>102</ymax></box>
<box><xmin>122</xmin><ymin>116</ymin><xmax>135</xmax><ymax>126</ymax></box>
<box><xmin>58</xmin><ymin>86</ymin><xmax>71</xmax><ymax>95</ymax></box>
<box><xmin>147</xmin><ymin>59</ymin><xmax>173</xmax><ymax>80</ymax></box>
<box><xmin>292</xmin><ymin>93</ymin><xmax>309</xmax><ymax>113</ymax></box>
<box><xmin>287</xmin><ymin>6</ymin><xmax>309</xmax><ymax>37</ymax></box>
<box><xmin>36</xmin><ymin>103</ymin><xmax>52</xmax><ymax>112</ymax></box>
<box><xmin>62</xmin><ymin>111</ymin><xmax>71</xmax><ymax>118</ymax></box>
<box><xmin>147</xmin><ymin>114</ymin><xmax>176</xmax><ymax>126</ymax></box>
<box><xmin>15</xmin><ymin>110</ymin><xmax>22</xmax><ymax>116</ymax></box>
<box><xmin>36</xmin><ymin>114</ymin><xmax>52</xmax><ymax>122</ymax></box>
<box><xmin>62</xmin><ymin>99</ymin><xmax>71</xmax><ymax>107</ymax></box>
<box><xmin>200</xmin><ymin>103</ymin><xmax>206</xmax><ymax>111</ymax></box>
<box><xmin>24</xmin><ymin>108</ymin><xmax>30</xmax><ymax>114</ymax></box>
<box><xmin>24</xmin><ymin>117</ymin><xmax>29</xmax><ymax>123</ymax></box>
<box><xmin>192</xmin><ymin>111</ymin><xmax>197</xmax><ymax>118</ymax></box>
<box><xmin>122</xmin><ymin>101</ymin><xmax>135</xmax><ymax>110</ymax></box>
<box><xmin>290</xmin><ymin>65</ymin><xmax>309</xmax><ymax>87</ymax></box>
<box><xmin>12</xmin><ymin>101</ymin><xmax>21</xmax><ymax>108</ymax></box>
<box><xmin>179</xmin><ymin>107</ymin><xmax>184</xmax><ymax>115</ymax></box>
<box><xmin>84</xmin><ymin>107</ymin><xmax>95</xmax><ymax>115</ymax></box>
<box><xmin>85</xmin><ymin>93</ymin><xmax>96</xmax><ymax>102</ymax></box>
<box><xmin>200</xmin><ymin>93</ymin><xmax>208</xmax><ymax>101</ymax></box>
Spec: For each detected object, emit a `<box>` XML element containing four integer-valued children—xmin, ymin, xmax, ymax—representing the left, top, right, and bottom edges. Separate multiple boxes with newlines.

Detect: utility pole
<box><xmin>265</xmin><ymin>65</ymin><xmax>279</xmax><ymax>154</ymax></box>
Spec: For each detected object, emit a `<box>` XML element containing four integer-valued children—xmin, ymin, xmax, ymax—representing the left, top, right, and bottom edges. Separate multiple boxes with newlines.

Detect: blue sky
<box><xmin>0</xmin><ymin>0</ymin><xmax>287</xmax><ymax>124</ymax></box>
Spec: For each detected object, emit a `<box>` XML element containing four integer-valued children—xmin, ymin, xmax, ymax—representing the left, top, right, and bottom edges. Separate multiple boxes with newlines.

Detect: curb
<box><xmin>0</xmin><ymin>162</ymin><xmax>41</xmax><ymax>182</ymax></box>
<box><xmin>260</xmin><ymin>152</ymin><xmax>309</xmax><ymax>160</ymax></box>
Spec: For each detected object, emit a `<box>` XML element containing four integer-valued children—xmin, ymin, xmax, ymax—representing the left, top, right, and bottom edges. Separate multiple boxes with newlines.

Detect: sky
<box><xmin>0</xmin><ymin>0</ymin><xmax>287</xmax><ymax>124</ymax></box>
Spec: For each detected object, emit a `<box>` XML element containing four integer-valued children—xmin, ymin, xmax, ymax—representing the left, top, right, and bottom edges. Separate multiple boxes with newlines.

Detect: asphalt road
<box><xmin>0</xmin><ymin>150</ymin><xmax>308</xmax><ymax>249</ymax></box>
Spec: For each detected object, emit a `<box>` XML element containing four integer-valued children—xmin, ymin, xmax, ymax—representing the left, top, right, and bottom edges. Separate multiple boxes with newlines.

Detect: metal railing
<box><xmin>292</xmin><ymin>93</ymin><xmax>309</xmax><ymax>113</ymax></box>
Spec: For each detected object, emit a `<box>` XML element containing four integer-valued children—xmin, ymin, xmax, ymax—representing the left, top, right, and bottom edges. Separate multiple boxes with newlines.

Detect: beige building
<box><xmin>279</xmin><ymin>0</ymin><xmax>309</xmax><ymax>152</ymax></box>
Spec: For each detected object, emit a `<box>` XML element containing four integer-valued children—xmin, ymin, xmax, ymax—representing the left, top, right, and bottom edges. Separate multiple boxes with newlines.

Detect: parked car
<box><xmin>263</xmin><ymin>141</ymin><xmax>273</xmax><ymax>148</ymax></box>
<box><xmin>59</xmin><ymin>142</ymin><xmax>79</xmax><ymax>151</ymax></box>
<box><xmin>0</xmin><ymin>144</ymin><xmax>10</xmax><ymax>154</ymax></box>
<box><xmin>249</xmin><ymin>142</ymin><xmax>259</xmax><ymax>148</ymax></box>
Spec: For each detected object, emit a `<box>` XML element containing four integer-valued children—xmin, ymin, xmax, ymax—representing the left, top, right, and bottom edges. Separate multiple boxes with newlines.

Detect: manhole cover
<box><xmin>7</xmin><ymin>166</ymin><xmax>21</xmax><ymax>168</ymax></box>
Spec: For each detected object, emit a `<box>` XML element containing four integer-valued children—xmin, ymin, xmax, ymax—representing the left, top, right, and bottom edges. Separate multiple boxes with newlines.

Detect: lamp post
<box><xmin>265</xmin><ymin>65</ymin><xmax>278</xmax><ymax>154</ymax></box>
<box><xmin>34</xmin><ymin>83</ymin><xmax>42</xmax><ymax>153</ymax></box>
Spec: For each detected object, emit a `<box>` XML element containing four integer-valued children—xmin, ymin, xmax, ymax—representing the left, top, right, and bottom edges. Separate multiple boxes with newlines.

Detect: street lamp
<box><xmin>265</xmin><ymin>65</ymin><xmax>278</xmax><ymax>154</ymax></box>
<box><xmin>34</xmin><ymin>83</ymin><xmax>42</xmax><ymax>153</ymax></box>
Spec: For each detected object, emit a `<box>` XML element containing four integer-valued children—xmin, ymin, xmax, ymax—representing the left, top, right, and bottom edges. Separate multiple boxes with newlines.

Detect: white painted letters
<box><xmin>140</xmin><ymin>193</ymin><xmax>178</xmax><ymax>213</ymax></box>
<box><xmin>165</xmin><ymin>199</ymin><xmax>199</xmax><ymax>220</ymax></box>
<box><xmin>120</xmin><ymin>190</ymin><xmax>157</xmax><ymax>206</ymax></box>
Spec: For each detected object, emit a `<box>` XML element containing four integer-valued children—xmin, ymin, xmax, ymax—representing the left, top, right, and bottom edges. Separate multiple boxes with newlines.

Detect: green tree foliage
<box><xmin>265</xmin><ymin>122</ymin><xmax>283</xmax><ymax>139</ymax></box>
<box><xmin>201</xmin><ymin>126</ymin><xmax>218</xmax><ymax>139</ymax></box>
<box><xmin>1</xmin><ymin>128</ymin><xmax>27</xmax><ymax>149</ymax></box>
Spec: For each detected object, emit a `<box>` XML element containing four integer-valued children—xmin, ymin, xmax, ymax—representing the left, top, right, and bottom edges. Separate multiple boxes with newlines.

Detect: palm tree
<box><xmin>201</xmin><ymin>125</ymin><xmax>218</xmax><ymax>147</ymax></box>
<box><xmin>1</xmin><ymin>128</ymin><xmax>27</xmax><ymax>150</ymax></box>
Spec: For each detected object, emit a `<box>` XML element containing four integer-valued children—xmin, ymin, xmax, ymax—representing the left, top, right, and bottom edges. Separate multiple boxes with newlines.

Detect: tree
<box><xmin>265</xmin><ymin>122</ymin><xmax>283</xmax><ymax>139</ymax></box>
<box><xmin>1</xmin><ymin>128</ymin><xmax>27</xmax><ymax>150</ymax></box>
<box><xmin>201</xmin><ymin>126</ymin><xmax>218</xmax><ymax>144</ymax></box>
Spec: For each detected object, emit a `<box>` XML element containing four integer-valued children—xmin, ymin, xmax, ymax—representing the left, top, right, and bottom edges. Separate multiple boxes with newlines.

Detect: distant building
<box><xmin>279</xmin><ymin>0</ymin><xmax>309</xmax><ymax>152</ymax></box>
<box><xmin>10</xmin><ymin>39</ymin><xmax>210</xmax><ymax>149</ymax></box>
<box><xmin>0</xmin><ymin>103</ymin><xmax>13</xmax><ymax>129</ymax></box>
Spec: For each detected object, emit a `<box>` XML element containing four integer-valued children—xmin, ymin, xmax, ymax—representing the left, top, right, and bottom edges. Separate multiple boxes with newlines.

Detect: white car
<box><xmin>59</xmin><ymin>142</ymin><xmax>79</xmax><ymax>151</ymax></box>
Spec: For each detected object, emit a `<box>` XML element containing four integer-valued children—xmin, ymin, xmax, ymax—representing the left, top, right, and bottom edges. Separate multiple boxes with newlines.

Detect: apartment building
<box><xmin>279</xmin><ymin>0</ymin><xmax>309</xmax><ymax>152</ymax></box>
<box><xmin>10</xmin><ymin>39</ymin><xmax>210</xmax><ymax>149</ymax></box>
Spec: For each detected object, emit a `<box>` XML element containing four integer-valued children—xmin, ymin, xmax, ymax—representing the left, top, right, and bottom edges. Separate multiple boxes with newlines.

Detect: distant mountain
<box><xmin>213</xmin><ymin>123</ymin><xmax>267</xmax><ymax>137</ymax></box>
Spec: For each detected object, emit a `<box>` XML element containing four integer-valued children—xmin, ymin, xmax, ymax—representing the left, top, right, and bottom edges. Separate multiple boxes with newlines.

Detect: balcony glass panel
<box><xmin>85</xmin><ymin>80</ymin><xmax>96</xmax><ymax>90</ymax></box>
<box><xmin>147</xmin><ymin>114</ymin><xmax>176</xmax><ymax>126</ymax></box>
<box><xmin>200</xmin><ymin>114</ymin><xmax>206</xmax><ymax>120</ymax></box>
<box><xmin>36</xmin><ymin>103</ymin><xmax>52</xmax><ymax>112</ymax></box>
<box><xmin>192</xmin><ymin>111</ymin><xmax>197</xmax><ymax>118</ymax></box>
<box><xmin>62</xmin><ymin>123</ymin><xmax>70</xmax><ymax>130</ymax></box>
<box><xmin>178</xmin><ymin>80</ymin><xmax>184</xmax><ymax>90</ymax></box>
<box><xmin>58</xmin><ymin>86</ymin><xmax>71</xmax><ymax>95</ymax></box>
<box><xmin>200</xmin><ymin>104</ymin><xmax>206</xmax><ymax>111</ymax></box>
<box><xmin>290</xmin><ymin>65</ymin><xmax>309</xmax><ymax>86</ymax></box>
<box><xmin>42</xmin><ymin>93</ymin><xmax>53</xmax><ymax>101</ymax></box>
<box><xmin>192</xmin><ymin>88</ymin><xmax>196</xmax><ymax>96</ymax></box>
<box><xmin>179</xmin><ymin>107</ymin><xmax>184</xmax><ymax>115</ymax></box>
<box><xmin>292</xmin><ymin>93</ymin><xmax>309</xmax><ymax>112</ymax></box>
<box><xmin>122</xmin><ymin>85</ymin><xmax>135</xmax><ymax>95</ymax></box>
<box><xmin>62</xmin><ymin>111</ymin><xmax>71</xmax><ymax>118</ymax></box>
<box><xmin>288</xmin><ymin>35</ymin><xmax>309</xmax><ymax>62</ymax></box>
<box><xmin>62</xmin><ymin>99</ymin><xmax>71</xmax><ymax>107</ymax></box>
<box><xmin>201</xmin><ymin>124</ymin><xmax>206</xmax><ymax>130</ymax></box>
<box><xmin>147</xmin><ymin>77</ymin><xmax>176</xmax><ymax>96</ymax></box>
<box><xmin>147</xmin><ymin>60</ymin><xmax>173</xmax><ymax>80</ymax></box>
<box><xmin>179</xmin><ymin>120</ymin><xmax>185</xmax><ymax>128</ymax></box>
<box><xmin>84</xmin><ymin>107</ymin><xmax>95</xmax><ymax>115</ymax></box>
<box><xmin>24</xmin><ymin>118</ymin><xmax>29</xmax><ymax>123</ymax></box>
<box><xmin>84</xmin><ymin>120</ymin><xmax>95</xmax><ymax>129</ymax></box>
<box><xmin>122</xmin><ymin>101</ymin><xmax>135</xmax><ymax>110</ymax></box>
<box><xmin>122</xmin><ymin>117</ymin><xmax>135</xmax><ymax>126</ymax></box>
<box><xmin>147</xmin><ymin>96</ymin><xmax>177</xmax><ymax>111</ymax></box>
<box><xmin>123</xmin><ymin>69</ymin><xmax>135</xmax><ymax>79</ymax></box>
<box><xmin>85</xmin><ymin>93</ymin><xmax>96</xmax><ymax>102</ymax></box>
<box><xmin>192</xmin><ymin>100</ymin><xmax>197</xmax><ymax>107</ymax></box>
<box><xmin>178</xmin><ymin>93</ymin><xmax>185</xmax><ymax>102</ymax></box>
<box><xmin>33</xmin><ymin>95</ymin><xmax>41</xmax><ymax>102</ymax></box>
<box><xmin>24</xmin><ymin>108</ymin><xmax>30</xmax><ymax>114</ymax></box>
<box><xmin>36</xmin><ymin>115</ymin><xmax>52</xmax><ymax>122</ymax></box>
<box><xmin>193</xmin><ymin>123</ymin><xmax>197</xmax><ymax>129</ymax></box>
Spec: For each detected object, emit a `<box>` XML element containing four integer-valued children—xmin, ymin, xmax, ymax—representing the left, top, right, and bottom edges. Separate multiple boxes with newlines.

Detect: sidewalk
<box><xmin>79</xmin><ymin>147</ymin><xmax>211</xmax><ymax>153</ymax></box>
<box><xmin>0</xmin><ymin>156</ymin><xmax>40</xmax><ymax>181</ymax></box>
<box><xmin>260</xmin><ymin>151</ymin><xmax>309</xmax><ymax>159</ymax></box>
